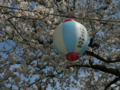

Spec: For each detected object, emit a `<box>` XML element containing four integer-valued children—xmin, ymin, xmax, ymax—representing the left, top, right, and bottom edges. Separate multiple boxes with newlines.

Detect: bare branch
<box><xmin>67</xmin><ymin>64</ymin><xmax>120</xmax><ymax>76</ymax></box>
<box><xmin>7</xmin><ymin>16</ymin><xmax>49</xmax><ymax>44</ymax></box>
<box><xmin>0</xmin><ymin>5</ymin><xmax>32</xmax><ymax>12</ymax></box>
<box><xmin>86</xmin><ymin>50</ymin><xmax>120</xmax><ymax>63</ymax></box>
<box><xmin>8</xmin><ymin>19</ymin><xmax>26</xmax><ymax>41</ymax></box>
<box><xmin>8</xmin><ymin>15</ymin><xmax>49</xmax><ymax>21</ymax></box>
<box><xmin>104</xmin><ymin>76</ymin><xmax>120</xmax><ymax>90</ymax></box>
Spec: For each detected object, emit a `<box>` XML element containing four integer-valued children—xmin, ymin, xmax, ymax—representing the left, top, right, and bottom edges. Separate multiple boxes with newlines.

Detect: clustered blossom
<box><xmin>19</xmin><ymin>1</ymin><xmax>28</xmax><ymax>9</ymax></box>
<box><xmin>69</xmin><ymin>67</ymin><xmax>74</xmax><ymax>72</ymax></box>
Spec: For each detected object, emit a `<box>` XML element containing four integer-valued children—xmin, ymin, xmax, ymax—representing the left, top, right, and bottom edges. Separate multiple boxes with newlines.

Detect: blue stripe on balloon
<box><xmin>53</xmin><ymin>40</ymin><xmax>66</xmax><ymax>56</ymax></box>
<box><xmin>78</xmin><ymin>31</ymin><xmax>89</xmax><ymax>55</ymax></box>
<box><xmin>62</xmin><ymin>21</ymin><xmax>76</xmax><ymax>53</ymax></box>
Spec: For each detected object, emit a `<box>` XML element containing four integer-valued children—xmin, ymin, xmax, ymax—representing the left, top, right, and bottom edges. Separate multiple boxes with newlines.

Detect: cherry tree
<box><xmin>0</xmin><ymin>0</ymin><xmax>120</xmax><ymax>90</ymax></box>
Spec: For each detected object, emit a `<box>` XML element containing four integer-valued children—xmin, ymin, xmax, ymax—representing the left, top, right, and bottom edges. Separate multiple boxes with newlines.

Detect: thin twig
<box><xmin>8</xmin><ymin>19</ymin><xmax>26</xmax><ymax>41</ymax></box>
<box><xmin>8</xmin><ymin>14</ymin><xmax>49</xmax><ymax>21</ymax></box>
<box><xmin>7</xmin><ymin>18</ymin><xmax>38</xmax><ymax>44</ymax></box>
<box><xmin>0</xmin><ymin>5</ymin><xmax>32</xmax><ymax>12</ymax></box>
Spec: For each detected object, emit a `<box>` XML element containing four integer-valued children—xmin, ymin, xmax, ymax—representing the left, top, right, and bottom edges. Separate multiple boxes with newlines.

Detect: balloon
<box><xmin>53</xmin><ymin>19</ymin><xmax>89</xmax><ymax>61</ymax></box>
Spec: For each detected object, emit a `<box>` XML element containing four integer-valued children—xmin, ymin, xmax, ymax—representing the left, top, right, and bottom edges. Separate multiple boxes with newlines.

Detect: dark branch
<box><xmin>7</xmin><ymin>16</ymin><xmax>50</xmax><ymax>45</ymax></box>
<box><xmin>67</xmin><ymin>64</ymin><xmax>120</xmax><ymax>76</ymax></box>
<box><xmin>8</xmin><ymin>14</ymin><xmax>49</xmax><ymax>21</ymax></box>
<box><xmin>8</xmin><ymin>19</ymin><xmax>26</xmax><ymax>41</ymax></box>
<box><xmin>91</xmin><ymin>64</ymin><xmax>120</xmax><ymax>76</ymax></box>
<box><xmin>86</xmin><ymin>50</ymin><xmax>120</xmax><ymax>63</ymax></box>
<box><xmin>104</xmin><ymin>76</ymin><xmax>120</xmax><ymax>90</ymax></box>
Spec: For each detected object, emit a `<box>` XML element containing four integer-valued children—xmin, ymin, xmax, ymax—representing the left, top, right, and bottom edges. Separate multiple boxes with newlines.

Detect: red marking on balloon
<box><xmin>66</xmin><ymin>52</ymin><xmax>79</xmax><ymax>61</ymax></box>
<box><xmin>63</xmin><ymin>19</ymin><xmax>76</xmax><ymax>22</ymax></box>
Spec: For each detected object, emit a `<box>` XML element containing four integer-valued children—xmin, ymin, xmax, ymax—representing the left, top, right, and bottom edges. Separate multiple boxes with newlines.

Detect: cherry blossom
<box><xmin>0</xmin><ymin>0</ymin><xmax>120</xmax><ymax>90</ymax></box>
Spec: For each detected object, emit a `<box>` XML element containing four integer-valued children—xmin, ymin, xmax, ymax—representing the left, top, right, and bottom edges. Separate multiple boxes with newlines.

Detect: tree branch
<box><xmin>0</xmin><ymin>5</ymin><xmax>32</xmax><ymax>12</ymax></box>
<box><xmin>7</xmin><ymin>14</ymin><xmax>49</xmax><ymax>21</ymax></box>
<box><xmin>91</xmin><ymin>64</ymin><xmax>120</xmax><ymax>76</ymax></box>
<box><xmin>104</xmin><ymin>76</ymin><xmax>120</xmax><ymax>90</ymax></box>
<box><xmin>8</xmin><ymin>19</ymin><xmax>26</xmax><ymax>41</ymax></box>
<box><xmin>7</xmin><ymin>17</ymin><xmax>50</xmax><ymax>45</ymax></box>
<box><xmin>86</xmin><ymin>50</ymin><xmax>120</xmax><ymax>63</ymax></box>
<box><xmin>67</xmin><ymin>64</ymin><xmax>120</xmax><ymax>76</ymax></box>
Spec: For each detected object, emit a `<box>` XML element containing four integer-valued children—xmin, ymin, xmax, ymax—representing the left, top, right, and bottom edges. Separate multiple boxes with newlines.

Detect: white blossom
<box><xmin>33</xmin><ymin>6</ymin><xmax>40</xmax><ymax>12</ymax></box>
<box><xmin>5</xmin><ymin>26</ymin><xmax>13</xmax><ymax>34</ymax></box>
<box><xmin>65</xmin><ymin>75</ymin><xmax>70</xmax><ymax>79</ymax></box>
<box><xmin>53</xmin><ymin>18</ymin><xmax>58</xmax><ymax>24</ymax></box>
<box><xmin>2</xmin><ymin>28</ymin><xmax>6</xmax><ymax>33</ymax></box>
<box><xmin>56</xmin><ymin>66</ymin><xmax>61</xmax><ymax>71</ymax></box>
<box><xmin>25</xmin><ymin>27</ymin><xmax>32</xmax><ymax>33</ymax></box>
<box><xmin>8</xmin><ymin>58</ymin><xmax>17</xmax><ymax>63</ymax></box>
<box><xmin>60</xmin><ymin>0</ymin><xmax>66</xmax><ymax>6</ymax></box>
<box><xmin>85</xmin><ymin>23</ymin><xmax>91</xmax><ymax>28</ymax></box>
<box><xmin>55</xmin><ymin>55</ymin><xmax>60</xmax><ymax>60</ymax></box>
<box><xmin>14</xmin><ymin>76</ymin><xmax>21</xmax><ymax>83</ymax></box>
<box><xmin>20</xmin><ymin>88</ymin><xmax>24</xmax><ymax>90</ymax></box>
<box><xmin>50</xmin><ymin>44</ymin><xmax>54</xmax><ymax>48</ymax></box>
<box><xmin>69</xmin><ymin>67</ymin><xmax>74</xmax><ymax>72</ymax></box>
<box><xmin>30</xmin><ymin>42</ymin><xmax>35</xmax><ymax>47</ymax></box>
<box><xmin>46</xmin><ymin>2</ymin><xmax>51</xmax><ymax>7</ymax></box>
<box><xmin>32</xmin><ymin>63</ymin><xmax>36</xmax><ymax>68</ymax></box>
<box><xmin>19</xmin><ymin>1</ymin><xmax>28</xmax><ymax>9</ymax></box>
<box><xmin>79</xmin><ymin>12</ymin><xmax>85</xmax><ymax>18</ymax></box>
<box><xmin>84</xmin><ymin>56</ymin><xmax>90</xmax><ymax>60</ymax></box>
<box><xmin>6</xmin><ymin>70</ymin><xmax>13</xmax><ymax>75</ymax></box>
<box><xmin>47</xmin><ymin>20</ymin><xmax>52</xmax><ymax>25</ymax></box>
<box><xmin>47</xmin><ymin>70</ymin><xmax>53</xmax><ymax>75</ymax></box>
<box><xmin>49</xmin><ymin>30</ymin><xmax>54</xmax><ymax>36</ymax></box>
<box><xmin>50</xmin><ymin>8</ymin><xmax>54</xmax><ymax>14</ymax></box>
<box><xmin>17</xmin><ymin>68</ymin><xmax>22</xmax><ymax>74</ymax></box>
<box><xmin>74</xmin><ymin>13</ymin><xmax>79</xmax><ymax>17</ymax></box>
<box><xmin>0</xmin><ymin>2</ymin><xmax>3</xmax><ymax>6</ymax></box>
<box><xmin>36</xmin><ymin>44</ymin><xmax>41</xmax><ymax>49</ymax></box>
<box><xmin>87</xmin><ymin>47</ymin><xmax>92</xmax><ymax>51</ymax></box>
<box><xmin>2</xmin><ymin>35</ymin><xmax>8</xmax><ymax>40</ymax></box>
<box><xmin>63</xmin><ymin>69</ymin><xmax>67</xmax><ymax>74</ymax></box>
<box><xmin>44</xmin><ymin>8</ymin><xmax>50</xmax><ymax>14</ymax></box>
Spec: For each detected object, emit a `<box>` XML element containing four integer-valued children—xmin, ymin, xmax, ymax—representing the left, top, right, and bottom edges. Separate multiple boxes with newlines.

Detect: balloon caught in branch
<box><xmin>53</xmin><ymin>19</ymin><xmax>89</xmax><ymax>61</ymax></box>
